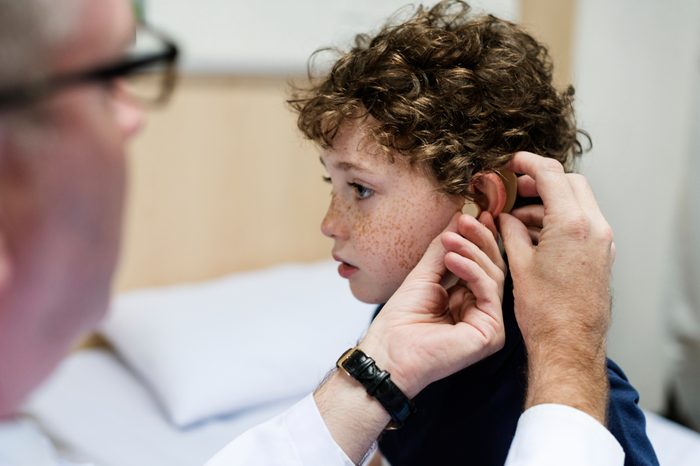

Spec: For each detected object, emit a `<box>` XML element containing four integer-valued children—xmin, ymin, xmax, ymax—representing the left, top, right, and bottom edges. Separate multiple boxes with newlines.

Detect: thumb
<box><xmin>498</xmin><ymin>213</ymin><xmax>533</xmax><ymax>274</ymax></box>
<box><xmin>405</xmin><ymin>213</ymin><xmax>460</xmax><ymax>284</ymax></box>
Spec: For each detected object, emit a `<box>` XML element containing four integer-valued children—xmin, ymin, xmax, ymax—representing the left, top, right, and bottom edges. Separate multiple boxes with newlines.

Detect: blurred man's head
<box><xmin>0</xmin><ymin>0</ymin><xmax>150</xmax><ymax>417</ymax></box>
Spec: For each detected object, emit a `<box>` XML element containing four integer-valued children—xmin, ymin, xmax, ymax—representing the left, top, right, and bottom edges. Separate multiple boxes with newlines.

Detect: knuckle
<box><xmin>485</xmin><ymin>279</ymin><xmax>500</xmax><ymax>297</ymax></box>
<box><xmin>610</xmin><ymin>241</ymin><xmax>617</xmax><ymax>262</ymax></box>
<box><xmin>489</xmin><ymin>325</ymin><xmax>506</xmax><ymax>351</ymax></box>
<box><xmin>483</xmin><ymin>311</ymin><xmax>505</xmax><ymax>350</ymax></box>
<box><xmin>542</xmin><ymin>158</ymin><xmax>564</xmax><ymax>173</ymax></box>
<box><xmin>600</xmin><ymin>224</ymin><xmax>614</xmax><ymax>243</ymax></box>
<box><xmin>567</xmin><ymin>173</ymin><xmax>587</xmax><ymax>185</ymax></box>
<box><xmin>564</xmin><ymin>214</ymin><xmax>591</xmax><ymax>238</ymax></box>
<box><xmin>438</xmin><ymin>231</ymin><xmax>453</xmax><ymax>246</ymax></box>
<box><xmin>492</xmin><ymin>259</ymin><xmax>506</xmax><ymax>279</ymax></box>
<box><xmin>589</xmin><ymin>221</ymin><xmax>614</xmax><ymax>247</ymax></box>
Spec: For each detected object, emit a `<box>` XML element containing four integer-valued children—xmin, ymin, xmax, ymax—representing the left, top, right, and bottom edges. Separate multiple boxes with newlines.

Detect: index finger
<box><xmin>507</xmin><ymin>151</ymin><xmax>578</xmax><ymax>216</ymax></box>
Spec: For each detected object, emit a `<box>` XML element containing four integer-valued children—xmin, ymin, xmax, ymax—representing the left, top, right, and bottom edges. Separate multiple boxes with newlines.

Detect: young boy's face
<box><xmin>320</xmin><ymin>122</ymin><xmax>462</xmax><ymax>303</ymax></box>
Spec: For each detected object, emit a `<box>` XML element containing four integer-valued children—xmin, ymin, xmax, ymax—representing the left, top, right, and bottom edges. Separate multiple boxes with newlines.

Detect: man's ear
<box><xmin>0</xmin><ymin>133</ymin><xmax>12</xmax><ymax>294</ymax></box>
<box><xmin>0</xmin><ymin>127</ymin><xmax>13</xmax><ymax>293</ymax></box>
<box><xmin>472</xmin><ymin>170</ymin><xmax>517</xmax><ymax>216</ymax></box>
<box><xmin>0</xmin><ymin>231</ymin><xmax>12</xmax><ymax>295</ymax></box>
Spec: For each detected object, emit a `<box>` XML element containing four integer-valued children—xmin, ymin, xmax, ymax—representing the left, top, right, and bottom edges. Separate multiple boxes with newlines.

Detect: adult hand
<box><xmin>498</xmin><ymin>151</ymin><xmax>615</xmax><ymax>424</ymax></box>
<box><xmin>359</xmin><ymin>211</ymin><xmax>507</xmax><ymax>399</ymax></box>
<box><xmin>316</xmin><ymin>211</ymin><xmax>506</xmax><ymax>464</ymax></box>
<box><xmin>316</xmin><ymin>212</ymin><xmax>506</xmax><ymax>464</ymax></box>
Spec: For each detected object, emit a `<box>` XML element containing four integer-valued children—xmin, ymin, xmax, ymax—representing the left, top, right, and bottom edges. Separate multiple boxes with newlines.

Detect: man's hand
<box><xmin>498</xmin><ymin>151</ymin><xmax>615</xmax><ymax>424</ymax></box>
<box><xmin>359</xmin><ymin>211</ymin><xmax>507</xmax><ymax>398</ymax></box>
<box><xmin>315</xmin><ymin>212</ymin><xmax>506</xmax><ymax>464</ymax></box>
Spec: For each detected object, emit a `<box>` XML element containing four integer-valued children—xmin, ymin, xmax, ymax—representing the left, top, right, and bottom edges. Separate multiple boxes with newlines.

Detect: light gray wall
<box><xmin>145</xmin><ymin>0</ymin><xmax>518</xmax><ymax>74</ymax></box>
<box><xmin>573</xmin><ymin>0</ymin><xmax>700</xmax><ymax>411</ymax></box>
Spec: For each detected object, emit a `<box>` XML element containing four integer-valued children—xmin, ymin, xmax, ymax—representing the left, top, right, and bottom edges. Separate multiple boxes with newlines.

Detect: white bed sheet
<box><xmin>100</xmin><ymin>260</ymin><xmax>377</xmax><ymax>428</ymax></box>
<box><xmin>24</xmin><ymin>348</ymin><xmax>700</xmax><ymax>466</ymax></box>
<box><xmin>23</xmin><ymin>349</ymin><xmax>299</xmax><ymax>466</ymax></box>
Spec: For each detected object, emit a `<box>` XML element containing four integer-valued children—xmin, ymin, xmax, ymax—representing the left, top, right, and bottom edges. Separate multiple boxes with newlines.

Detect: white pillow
<box><xmin>100</xmin><ymin>261</ymin><xmax>376</xmax><ymax>427</ymax></box>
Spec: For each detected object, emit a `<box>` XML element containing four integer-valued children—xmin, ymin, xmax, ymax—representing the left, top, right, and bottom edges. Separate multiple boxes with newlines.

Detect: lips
<box><xmin>333</xmin><ymin>254</ymin><xmax>359</xmax><ymax>279</ymax></box>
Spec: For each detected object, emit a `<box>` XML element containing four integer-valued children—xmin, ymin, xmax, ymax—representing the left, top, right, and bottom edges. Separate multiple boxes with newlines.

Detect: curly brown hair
<box><xmin>289</xmin><ymin>0</ymin><xmax>588</xmax><ymax>198</ymax></box>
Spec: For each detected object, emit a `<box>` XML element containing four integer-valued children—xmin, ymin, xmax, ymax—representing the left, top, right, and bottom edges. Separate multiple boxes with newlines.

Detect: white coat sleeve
<box><xmin>205</xmin><ymin>394</ymin><xmax>355</xmax><ymax>466</ymax></box>
<box><xmin>505</xmin><ymin>404</ymin><xmax>625</xmax><ymax>466</ymax></box>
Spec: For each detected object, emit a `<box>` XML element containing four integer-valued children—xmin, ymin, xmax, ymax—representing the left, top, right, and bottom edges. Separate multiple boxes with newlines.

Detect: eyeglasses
<box><xmin>0</xmin><ymin>23</ymin><xmax>179</xmax><ymax>111</ymax></box>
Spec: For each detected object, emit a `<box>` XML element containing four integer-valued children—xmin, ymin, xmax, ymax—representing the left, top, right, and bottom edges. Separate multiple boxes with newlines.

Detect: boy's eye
<box><xmin>322</xmin><ymin>176</ymin><xmax>331</xmax><ymax>184</ymax></box>
<box><xmin>349</xmin><ymin>182</ymin><xmax>374</xmax><ymax>200</ymax></box>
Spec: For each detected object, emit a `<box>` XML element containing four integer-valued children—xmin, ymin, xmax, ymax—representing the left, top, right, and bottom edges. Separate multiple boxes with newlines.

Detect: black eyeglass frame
<box><xmin>0</xmin><ymin>23</ymin><xmax>179</xmax><ymax>111</ymax></box>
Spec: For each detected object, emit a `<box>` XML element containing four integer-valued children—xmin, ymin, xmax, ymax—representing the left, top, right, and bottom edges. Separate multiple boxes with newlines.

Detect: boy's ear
<box><xmin>472</xmin><ymin>170</ymin><xmax>518</xmax><ymax>216</ymax></box>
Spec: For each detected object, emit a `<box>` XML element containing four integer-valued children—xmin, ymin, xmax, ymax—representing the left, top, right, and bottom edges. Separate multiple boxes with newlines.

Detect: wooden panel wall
<box><xmin>521</xmin><ymin>0</ymin><xmax>576</xmax><ymax>89</ymax></box>
<box><xmin>115</xmin><ymin>77</ymin><xmax>332</xmax><ymax>290</ymax></box>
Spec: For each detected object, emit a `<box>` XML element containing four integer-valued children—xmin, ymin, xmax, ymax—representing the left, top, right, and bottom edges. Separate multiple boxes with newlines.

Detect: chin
<box><xmin>349</xmin><ymin>282</ymin><xmax>393</xmax><ymax>305</ymax></box>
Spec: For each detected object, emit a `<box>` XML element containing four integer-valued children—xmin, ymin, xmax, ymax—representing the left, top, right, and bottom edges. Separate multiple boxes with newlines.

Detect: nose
<box><xmin>111</xmin><ymin>80</ymin><xmax>145</xmax><ymax>140</ymax></box>
<box><xmin>321</xmin><ymin>194</ymin><xmax>348</xmax><ymax>240</ymax></box>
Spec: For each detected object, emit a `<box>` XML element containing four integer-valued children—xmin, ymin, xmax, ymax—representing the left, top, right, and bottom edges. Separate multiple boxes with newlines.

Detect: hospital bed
<box><xmin>23</xmin><ymin>261</ymin><xmax>700</xmax><ymax>466</ymax></box>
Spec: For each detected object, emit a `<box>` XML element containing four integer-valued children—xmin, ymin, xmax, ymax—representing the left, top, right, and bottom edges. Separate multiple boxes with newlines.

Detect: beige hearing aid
<box><xmin>496</xmin><ymin>168</ymin><xmax>518</xmax><ymax>214</ymax></box>
<box><xmin>461</xmin><ymin>168</ymin><xmax>518</xmax><ymax>216</ymax></box>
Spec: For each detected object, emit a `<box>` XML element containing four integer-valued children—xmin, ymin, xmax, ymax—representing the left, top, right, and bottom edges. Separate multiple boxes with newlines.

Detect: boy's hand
<box><xmin>359</xmin><ymin>212</ymin><xmax>506</xmax><ymax>398</ymax></box>
<box><xmin>498</xmin><ymin>151</ymin><xmax>614</xmax><ymax>424</ymax></box>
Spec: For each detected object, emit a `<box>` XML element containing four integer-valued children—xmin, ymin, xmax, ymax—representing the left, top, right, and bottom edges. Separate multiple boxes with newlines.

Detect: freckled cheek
<box><xmin>382</xmin><ymin>201</ymin><xmax>453</xmax><ymax>279</ymax></box>
<box><xmin>354</xmin><ymin>205</ymin><xmax>423</xmax><ymax>281</ymax></box>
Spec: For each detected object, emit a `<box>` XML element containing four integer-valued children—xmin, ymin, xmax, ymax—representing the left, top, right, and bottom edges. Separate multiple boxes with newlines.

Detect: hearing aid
<box><xmin>460</xmin><ymin>168</ymin><xmax>518</xmax><ymax>216</ymax></box>
<box><xmin>441</xmin><ymin>168</ymin><xmax>518</xmax><ymax>290</ymax></box>
<box><xmin>495</xmin><ymin>168</ymin><xmax>518</xmax><ymax>214</ymax></box>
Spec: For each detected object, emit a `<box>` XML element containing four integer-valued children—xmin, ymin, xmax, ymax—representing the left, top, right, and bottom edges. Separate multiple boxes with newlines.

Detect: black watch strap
<box><xmin>336</xmin><ymin>347</ymin><xmax>415</xmax><ymax>429</ymax></box>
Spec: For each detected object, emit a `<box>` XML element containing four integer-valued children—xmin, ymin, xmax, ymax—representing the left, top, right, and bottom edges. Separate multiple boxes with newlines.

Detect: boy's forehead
<box><xmin>319</xmin><ymin>151</ymin><xmax>376</xmax><ymax>173</ymax></box>
<box><xmin>321</xmin><ymin>121</ymin><xmax>395</xmax><ymax>170</ymax></box>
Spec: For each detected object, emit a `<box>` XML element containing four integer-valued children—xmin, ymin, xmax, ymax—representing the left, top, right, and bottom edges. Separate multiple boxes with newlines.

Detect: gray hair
<box><xmin>0</xmin><ymin>0</ymin><xmax>81</xmax><ymax>87</ymax></box>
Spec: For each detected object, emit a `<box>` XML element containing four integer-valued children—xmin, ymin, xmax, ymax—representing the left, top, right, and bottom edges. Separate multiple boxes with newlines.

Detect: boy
<box><xmin>290</xmin><ymin>1</ymin><xmax>658</xmax><ymax>465</ymax></box>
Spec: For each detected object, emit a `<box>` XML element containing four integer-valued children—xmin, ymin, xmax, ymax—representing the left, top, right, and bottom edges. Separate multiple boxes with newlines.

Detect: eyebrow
<box><xmin>318</xmin><ymin>156</ymin><xmax>373</xmax><ymax>173</ymax></box>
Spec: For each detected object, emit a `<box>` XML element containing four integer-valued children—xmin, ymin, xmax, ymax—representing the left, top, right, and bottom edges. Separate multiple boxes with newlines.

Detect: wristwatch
<box><xmin>336</xmin><ymin>347</ymin><xmax>415</xmax><ymax>429</ymax></box>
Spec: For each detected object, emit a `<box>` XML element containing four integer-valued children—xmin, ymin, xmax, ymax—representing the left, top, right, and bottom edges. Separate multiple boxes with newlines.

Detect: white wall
<box><xmin>146</xmin><ymin>0</ymin><xmax>518</xmax><ymax>74</ymax></box>
<box><xmin>573</xmin><ymin>0</ymin><xmax>700</xmax><ymax>411</ymax></box>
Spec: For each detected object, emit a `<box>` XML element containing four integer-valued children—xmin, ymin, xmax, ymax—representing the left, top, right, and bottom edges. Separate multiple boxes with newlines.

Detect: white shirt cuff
<box><xmin>505</xmin><ymin>404</ymin><xmax>625</xmax><ymax>466</ymax></box>
<box><xmin>285</xmin><ymin>394</ymin><xmax>356</xmax><ymax>465</ymax></box>
<box><xmin>205</xmin><ymin>394</ymin><xmax>354</xmax><ymax>466</ymax></box>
